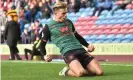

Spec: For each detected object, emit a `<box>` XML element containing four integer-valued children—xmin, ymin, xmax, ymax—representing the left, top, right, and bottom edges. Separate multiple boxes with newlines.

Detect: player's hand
<box><xmin>87</xmin><ymin>44</ymin><xmax>95</xmax><ymax>52</ymax></box>
<box><xmin>44</xmin><ymin>54</ymin><xmax>52</xmax><ymax>62</ymax></box>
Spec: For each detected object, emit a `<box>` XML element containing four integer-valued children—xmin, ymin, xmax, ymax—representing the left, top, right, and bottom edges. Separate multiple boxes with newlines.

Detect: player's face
<box><xmin>55</xmin><ymin>9</ymin><xmax>67</xmax><ymax>22</ymax></box>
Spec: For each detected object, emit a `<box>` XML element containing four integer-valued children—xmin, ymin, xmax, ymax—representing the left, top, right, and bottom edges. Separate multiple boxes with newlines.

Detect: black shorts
<box><xmin>63</xmin><ymin>48</ymin><xmax>94</xmax><ymax>69</ymax></box>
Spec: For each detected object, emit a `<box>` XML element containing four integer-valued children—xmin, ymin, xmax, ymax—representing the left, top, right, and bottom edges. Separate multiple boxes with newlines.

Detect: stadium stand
<box><xmin>0</xmin><ymin>0</ymin><xmax>133</xmax><ymax>44</ymax></box>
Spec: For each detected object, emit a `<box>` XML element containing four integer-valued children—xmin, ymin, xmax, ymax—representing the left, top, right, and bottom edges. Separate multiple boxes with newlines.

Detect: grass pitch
<box><xmin>1</xmin><ymin>61</ymin><xmax>133</xmax><ymax>80</ymax></box>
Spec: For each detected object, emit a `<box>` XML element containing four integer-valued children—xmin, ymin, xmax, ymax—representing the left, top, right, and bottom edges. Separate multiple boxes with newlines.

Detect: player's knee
<box><xmin>76</xmin><ymin>69</ymin><xmax>84</xmax><ymax>77</ymax></box>
<box><xmin>96</xmin><ymin>71</ymin><xmax>104</xmax><ymax>76</ymax></box>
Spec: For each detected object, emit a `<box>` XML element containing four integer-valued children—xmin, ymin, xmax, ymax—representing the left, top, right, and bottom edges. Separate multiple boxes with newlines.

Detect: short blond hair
<box><xmin>53</xmin><ymin>1</ymin><xmax>67</xmax><ymax>12</ymax></box>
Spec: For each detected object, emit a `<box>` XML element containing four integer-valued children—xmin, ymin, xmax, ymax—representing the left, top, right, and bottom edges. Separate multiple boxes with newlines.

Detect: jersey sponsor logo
<box><xmin>59</xmin><ymin>26</ymin><xmax>69</xmax><ymax>32</ymax></box>
<box><xmin>59</xmin><ymin>26</ymin><xmax>73</xmax><ymax>36</ymax></box>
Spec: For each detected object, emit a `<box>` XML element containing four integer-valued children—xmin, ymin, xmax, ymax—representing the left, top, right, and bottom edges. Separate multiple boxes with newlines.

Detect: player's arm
<box><xmin>71</xmin><ymin>21</ymin><xmax>95</xmax><ymax>52</ymax></box>
<box><xmin>38</xmin><ymin>40</ymin><xmax>46</xmax><ymax>60</ymax></box>
<box><xmin>40</xmin><ymin>24</ymin><xmax>52</xmax><ymax>61</ymax></box>
<box><xmin>71</xmin><ymin>22</ymin><xmax>89</xmax><ymax>47</ymax></box>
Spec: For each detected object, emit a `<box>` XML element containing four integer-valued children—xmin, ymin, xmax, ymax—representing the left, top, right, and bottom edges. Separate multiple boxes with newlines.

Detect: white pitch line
<box><xmin>1</xmin><ymin>60</ymin><xmax>65</xmax><ymax>64</ymax></box>
<box><xmin>101</xmin><ymin>63</ymin><xmax>133</xmax><ymax>67</ymax></box>
<box><xmin>1</xmin><ymin>60</ymin><xmax>133</xmax><ymax>67</ymax></box>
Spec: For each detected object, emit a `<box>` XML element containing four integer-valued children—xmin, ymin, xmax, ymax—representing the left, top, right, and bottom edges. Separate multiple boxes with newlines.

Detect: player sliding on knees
<box><xmin>42</xmin><ymin>1</ymin><xmax>104</xmax><ymax>77</ymax></box>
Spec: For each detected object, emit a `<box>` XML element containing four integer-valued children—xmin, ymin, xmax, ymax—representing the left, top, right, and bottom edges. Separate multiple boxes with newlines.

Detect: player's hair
<box><xmin>53</xmin><ymin>1</ymin><xmax>67</xmax><ymax>13</ymax></box>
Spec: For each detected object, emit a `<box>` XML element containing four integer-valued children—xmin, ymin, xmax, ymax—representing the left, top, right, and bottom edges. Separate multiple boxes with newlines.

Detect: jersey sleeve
<box><xmin>39</xmin><ymin>24</ymin><xmax>51</xmax><ymax>57</ymax></box>
<box><xmin>70</xmin><ymin>20</ymin><xmax>89</xmax><ymax>48</ymax></box>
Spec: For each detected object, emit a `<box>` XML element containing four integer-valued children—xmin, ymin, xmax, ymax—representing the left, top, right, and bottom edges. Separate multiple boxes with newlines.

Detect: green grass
<box><xmin>1</xmin><ymin>61</ymin><xmax>133</xmax><ymax>80</ymax></box>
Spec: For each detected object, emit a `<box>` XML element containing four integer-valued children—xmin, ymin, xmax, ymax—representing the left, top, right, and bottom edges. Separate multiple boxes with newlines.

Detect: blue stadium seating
<box><xmin>106</xmin><ymin>34</ymin><xmax>115</xmax><ymax>40</ymax></box>
<box><xmin>112</xmin><ymin>39</ymin><xmax>121</xmax><ymax>43</ymax></box>
<box><xmin>115</xmin><ymin>34</ymin><xmax>125</xmax><ymax>39</ymax></box>
<box><xmin>24</xmin><ymin>23</ymin><xmax>30</xmax><ymax>29</ymax></box>
<box><xmin>23</xmin><ymin>7</ymin><xmax>132</xmax><ymax>43</ymax></box>
<box><xmin>121</xmin><ymin>39</ymin><xmax>131</xmax><ymax>43</ymax></box>
<box><xmin>97</xmin><ymin>34</ymin><xmax>107</xmax><ymax>40</ymax></box>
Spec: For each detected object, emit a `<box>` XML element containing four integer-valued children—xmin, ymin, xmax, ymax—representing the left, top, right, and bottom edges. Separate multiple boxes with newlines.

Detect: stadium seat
<box><xmin>86</xmin><ymin>16</ymin><xmax>92</xmax><ymax>20</ymax></box>
<box><xmin>98</xmin><ymin>25</ymin><xmax>106</xmax><ymax>29</ymax></box>
<box><xmin>106</xmin><ymin>14</ymin><xmax>113</xmax><ymax>19</ymax></box>
<box><xmin>97</xmin><ymin>34</ymin><xmax>107</xmax><ymax>40</ymax></box>
<box><xmin>121</xmin><ymin>39</ymin><xmax>131</xmax><ymax>43</ymax></box>
<box><xmin>113</xmin><ymin>14</ymin><xmax>121</xmax><ymax>19</ymax></box>
<box><xmin>106</xmin><ymin>34</ymin><xmax>115</xmax><ymax>40</ymax></box>
<box><xmin>87</xmin><ymin>30</ymin><xmax>95</xmax><ymax>34</ymax></box>
<box><xmin>90</xmin><ymin>25</ymin><xmax>97</xmax><ymax>29</ymax></box>
<box><xmin>87</xmin><ymin>21</ymin><xmax>95</xmax><ymax>25</ymax></box>
<box><xmin>93</xmin><ymin>30</ymin><xmax>103</xmax><ymax>34</ymax></box>
<box><xmin>112</xmin><ymin>24</ymin><xmax>122</xmax><ymax>29</ymax></box>
<box><xmin>91</xmin><ymin>16</ymin><xmax>97</xmax><ymax>20</ymax></box>
<box><xmin>83</xmin><ymin>35</ymin><xmax>90</xmax><ymax>41</ymax></box>
<box><xmin>87</xmin><ymin>39</ymin><xmax>96</xmax><ymax>43</ymax></box>
<box><xmin>103</xmin><ymin>39</ymin><xmax>113</xmax><ymax>43</ymax></box>
<box><xmin>112</xmin><ymin>39</ymin><xmax>121</xmax><ymax>43</ymax></box>
<box><xmin>115</xmin><ymin>34</ymin><xmax>125</xmax><ymax>39</ymax></box>
<box><xmin>77</xmin><ymin>17</ymin><xmax>86</xmax><ymax>22</ymax></box>
<box><xmin>119</xmin><ymin>29</ymin><xmax>129</xmax><ymax>34</ymax></box>
<box><xmin>81</xmin><ymin>12</ymin><xmax>89</xmax><ymax>17</ymax></box>
<box><xmin>95</xmin><ymin>20</ymin><xmax>103</xmax><ymax>25</ymax></box>
<box><xmin>74</xmin><ymin>22</ymin><xmax>80</xmax><ymax>26</ymax></box>
<box><xmin>24</xmin><ymin>23</ymin><xmax>30</xmax><ymax>29</ymax></box>
<box><xmin>131</xmin><ymin>24</ymin><xmax>133</xmax><ymax>28</ymax></box>
<box><xmin>69</xmin><ymin>12</ymin><xmax>76</xmax><ymax>17</ymax></box>
<box><xmin>109</xmin><ymin>19</ymin><xmax>117</xmax><ymax>24</ymax></box>
<box><xmin>79</xmin><ymin>8</ymin><xmax>86</xmax><ymax>12</ymax></box>
<box><xmin>98</xmin><ymin>15</ymin><xmax>105</xmax><ymax>20</ymax></box>
<box><xmin>102</xmin><ymin>20</ymin><xmax>110</xmax><ymax>24</ymax></box>
<box><xmin>83</xmin><ymin>25</ymin><xmax>89</xmax><ymax>30</ymax></box>
<box><xmin>81</xmin><ymin>21</ymin><xmax>88</xmax><ymax>26</ymax></box>
<box><xmin>128</xmin><ymin>13</ymin><xmax>133</xmax><ymax>18</ymax></box>
<box><xmin>85</xmin><ymin>7</ymin><xmax>91</xmax><ymax>12</ymax></box>
<box><xmin>40</xmin><ymin>18</ymin><xmax>47</xmax><ymax>23</ymax></box>
<box><xmin>114</xmin><ymin>9</ymin><xmax>123</xmax><ymax>14</ymax></box>
<box><xmin>110</xmin><ymin>28</ymin><xmax>120</xmax><ymax>34</ymax></box>
<box><xmin>122</xmin><ymin>24</ymin><xmax>131</xmax><ymax>29</ymax></box>
<box><xmin>75</xmin><ymin>12</ymin><xmax>82</xmax><ymax>17</ymax></box>
<box><xmin>121</xmin><ymin>14</ymin><xmax>128</xmax><ymax>18</ymax></box>
<box><xmin>89</xmin><ymin>35</ymin><xmax>98</xmax><ymax>39</ymax></box>
<box><xmin>117</xmin><ymin>19</ymin><xmax>126</xmax><ymax>24</ymax></box>
<box><xmin>75</xmin><ymin>26</ymin><xmax>82</xmax><ymax>30</ymax></box>
<box><xmin>94</xmin><ymin>40</ymin><xmax>104</xmax><ymax>43</ymax></box>
<box><xmin>102</xmin><ymin>29</ymin><xmax>112</xmax><ymax>34</ymax></box>
<box><xmin>127</xmin><ymin>29</ymin><xmax>133</xmax><ymax>33</ymax></box>
<box><xmin>70</xmin><ymin>17</ymin><xmax>78</xmax><ymax>22</ymax></box>
<box><xmin>78</xmin><ymin>31</ymin><xmax>87</xmax><ymax>35</ymax></box>
<box><xmin>90</xmin><ymin>8</ymin><xmax>95</xmax><ymax>11</ymax></box>
<box><xmin>105</xmin><ymin>25</ymin><xmax>113</xmax><ymax>29</ymax></box>
<box><xmin>87</xmin><ymin>12</ymin><xmax>93</xmax><ymax>16</ymax></box>
<box><xmin>130</xmin><ymin>40</ymin><xmax>133</xmax><ymax>43</ymax></box>
<box><xmin>124</xmin><ymin>34</ymin><xmax>133</xmax><ymax>39</ymax></box>
<box><xmin>124</xmin><ymin>9</ymin><xmax>133</xmax><ymax>14</ymax></box>
<box><xmin>101</xmin><ymin>10</ymin><xmax>109</xmax><ymax>16</ymax></box>
<box><xmin>126</xmin><ymin>18</ymin><xmax>133</xmax><ymax>24</ymax></box>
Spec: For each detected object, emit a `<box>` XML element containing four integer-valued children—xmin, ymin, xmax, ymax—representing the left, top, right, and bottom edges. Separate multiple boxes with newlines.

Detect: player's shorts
<box><xmin>63</xmin><ymin>48</ymin><xmax>94</xmax><ymax>69</ymax></box>
<box><xmin>33</xmin><ymin>49</ymin><xmax>41</xmax><ymax>55</ymax></box>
